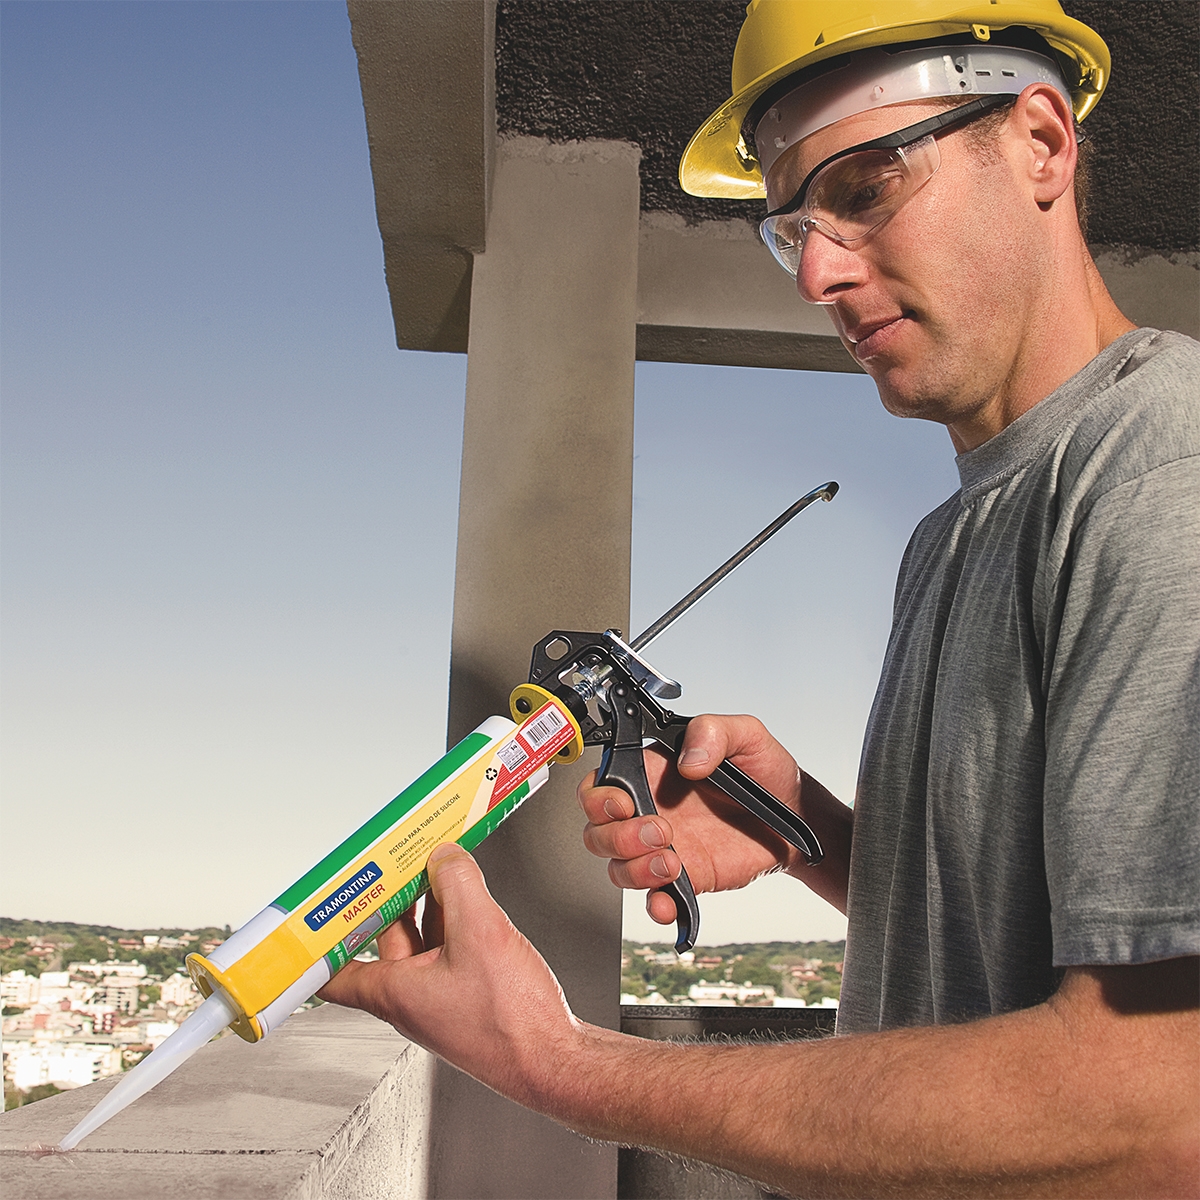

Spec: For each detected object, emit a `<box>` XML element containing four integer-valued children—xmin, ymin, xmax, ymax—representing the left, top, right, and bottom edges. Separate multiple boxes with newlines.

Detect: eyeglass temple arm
<box><xmin>764</xmin><ymin>92</ymin><xmax>1017</xmax><ymax>219</ymax></box>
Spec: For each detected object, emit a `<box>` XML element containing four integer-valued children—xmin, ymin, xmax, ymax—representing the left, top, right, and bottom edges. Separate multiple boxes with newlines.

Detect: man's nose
<box><xmin>796</xmin><ymin>226</ymin><xmax>867</xmax><ymax>305</ymax></box>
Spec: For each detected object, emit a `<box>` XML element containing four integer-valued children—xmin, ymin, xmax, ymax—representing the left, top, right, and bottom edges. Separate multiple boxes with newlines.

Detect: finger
<box><xmin>376</xmin><ymin>907</ymin><xmax>424</xmax><ymax>960</ymax></box>
<box><xmin>674</xmin><ymin>714</ymin><xmax>773</xmax><ymax>780</ymax></box>
<box><xmin>322</xmin><ymin>909</ymin><xmax>421</xmax><ymax>1008</ymax></box>
<box><xmin>647</xmin><ymin>888</ymin><xmax>679</xmax><ymax>925</ymax></box>
<box><xmin>577</xmin><ymin>780</ymin><xmax>636</xmax><ymax>826</ymax></box>
<box><xmin>674</xmin><ymin>716</ymin><xmax>725</xmax><ymax>779</ymax></box>
<box><xmin>575</xmin><ymin>769</ymin><xmax>598</xmax><ymax>811</ymax></box>
<box><xmin>317</xmin><ymin>954</ymin><xmax>379</xmax><ymax>1008</ymax></box>
<box><xmin>325</xmin><ymin>846</ymin><xmax>495</xmax><ymax>1009</ymax></box>
<box><xmin>425</xmin><ymin>843</ymin><xmax>506</xmax><ymax>946</ymax></box>
<box><xmin>582</xmin><ymin>812</ymin><xmax>673</xmax><ymax>862</ymax></box>
<box><xmin>607</xmin><ymin>847</ymin><xmax>681</xmax><ymax>892</ymax></box>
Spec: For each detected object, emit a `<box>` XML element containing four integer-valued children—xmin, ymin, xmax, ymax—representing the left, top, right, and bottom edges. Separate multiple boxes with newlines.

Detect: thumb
<box><xmin>425</xmin><ymin>843</ymin><xmax>496</xmax><ymax>932</ymax></box>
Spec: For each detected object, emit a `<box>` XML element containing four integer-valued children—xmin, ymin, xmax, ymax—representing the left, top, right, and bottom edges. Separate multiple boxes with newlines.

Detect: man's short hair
<box><xmin>931</xmin><ymin>94</ymin><xmax>1093</xmax><ymax>242</ymax></box>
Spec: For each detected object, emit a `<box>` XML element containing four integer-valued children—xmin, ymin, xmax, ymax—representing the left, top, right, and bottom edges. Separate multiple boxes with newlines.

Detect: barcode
<box><xmin>522</xmin><ymin>705</ymin><xmax>567</xmax><ymax>748</ymax></box>
<box><xmin>498</xmin><ymin>739</ymin><xmax>529</xmax><ymax>772</ymax></box>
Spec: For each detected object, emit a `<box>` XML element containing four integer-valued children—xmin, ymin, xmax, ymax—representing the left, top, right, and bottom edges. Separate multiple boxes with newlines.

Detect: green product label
<box><xmin>459</xmin><ymin>781</ymin><xmax>530</xmax><ymax>852</ymax></box>
<box><xmin>324</xmin><ymin>779</ymin><xmax>535</xmax><ymax>969</ymax></box>
<box><xmin>275</xmin><ymin>731</ymin><xmax>492</xmax><ymax>913</ymax></box>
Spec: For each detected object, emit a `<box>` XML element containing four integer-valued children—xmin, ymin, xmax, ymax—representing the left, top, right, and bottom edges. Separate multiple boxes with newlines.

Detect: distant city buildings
<box><xmin>3</xmin><ymin>936</ymin><xmax>211</xmax><ymax>1107</ymax></box>
<box><xmin>6</xmin><ymin>928</ymin><xmax>841</xmax><ymax>1107</ymax></box>
<box><xmin>161</xmin><ymin>973</ymin><xmax>200</xmax><ymax>1007</ymax></box>
<box><xmin>686</xmin><ymin>981</ymin><xmax>777</xmax><ymax>1005</ymax></box>
<box><xmin>9</xmin><ymin>1042</ymin><xmax>122</xmax><ymax>1091</ymax></box>
<box><xmin>0</xmin><ymin>971</ymin><xmax>39</xmax><ymax>1009</ymax></box>
<box><xmin>100</xmin><ymin>976</ymin><xmax>140</xmax><ymax>1015</ymax></box>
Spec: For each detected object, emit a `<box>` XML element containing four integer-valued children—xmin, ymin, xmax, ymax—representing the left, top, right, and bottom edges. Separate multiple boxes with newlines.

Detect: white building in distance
<box><xmin>68</xmin><ymin>960</ymin><xmax>147</xmax><ymax>979</ymax></box>
<box><xmin>7</xmin><ymin>1041</ymin><xmax>123</xmax><ymax>1090</ymax></box>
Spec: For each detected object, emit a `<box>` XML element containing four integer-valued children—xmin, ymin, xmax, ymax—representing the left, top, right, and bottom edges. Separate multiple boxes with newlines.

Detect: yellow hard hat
<box><xmin>680</xmin><ymin>0</ymin><xmax>1110</xmax><ymax>199</ymax></box>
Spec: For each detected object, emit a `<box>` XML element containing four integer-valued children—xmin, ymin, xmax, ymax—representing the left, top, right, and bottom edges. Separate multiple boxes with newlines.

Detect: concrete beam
<box><xmin>348</xmin><ymin>0</ymin><xmax>495</xmax><ymax>353</ymax></box>
<box><xmin>1092</xmin><ymin>249</ymin><xmax>1200</xmax><ymax>341</ymax></box>
<box><xmin>0</xmin><ymin>1005</ymin><xmax>434</xmax><ymax>1199</ymax></box>
<box><xmin>636</xmin><ymin>212</ymin><xmax>859</xmax><ymax>372</ymax></box>
<box><xmin>434</xmin><ymin>134</ymin><xmax>639</xmax><ymax>1199</ymax></box>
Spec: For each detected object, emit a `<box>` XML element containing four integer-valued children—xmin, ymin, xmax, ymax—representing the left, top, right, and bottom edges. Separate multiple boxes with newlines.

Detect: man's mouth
<box><xmin>844</xmin><ymin>314</ymin><xmax>909</xmax><ymax>360</ymax></box>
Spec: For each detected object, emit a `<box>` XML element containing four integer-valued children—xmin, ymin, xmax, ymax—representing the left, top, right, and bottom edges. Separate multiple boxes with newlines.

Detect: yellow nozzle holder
<box><xmin>510</xmin><ymin>684</ymin><xmax>585</xmax><ymax>764</ymax></box>
<box><xmin>679</xmin><ymin>0</ymin><xmax>1110</xmax><ymax>199</ymax></box>
<box><xmin>186</xmin><ymin>952</ymin><xmax>264</xmax><ymax>1044</ymax></box>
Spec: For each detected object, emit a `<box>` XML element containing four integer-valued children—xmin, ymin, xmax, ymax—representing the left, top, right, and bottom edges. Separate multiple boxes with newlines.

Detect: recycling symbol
<box><xmin>485</xmin><ymin>767</ymin><xmax>498</xmax><ymax>781</ymax></box>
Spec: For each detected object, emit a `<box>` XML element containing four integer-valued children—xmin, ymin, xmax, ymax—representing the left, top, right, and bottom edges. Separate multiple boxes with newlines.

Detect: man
<box><xmin>323</xmin><ymin>2</ymin><xmax>1198</xmax><ymax>1193</ymax></box>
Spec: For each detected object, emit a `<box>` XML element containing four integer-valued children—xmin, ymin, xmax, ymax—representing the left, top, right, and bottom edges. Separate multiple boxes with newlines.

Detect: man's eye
<box><xmin>845</xmin><ymin>178</ymin><xmax>891</xmax><ymax>211</ymax></box>
<box><xmin>817</xmin><ymin>166</ymin><xmax>904</xmax><ymax>219</ymax></box>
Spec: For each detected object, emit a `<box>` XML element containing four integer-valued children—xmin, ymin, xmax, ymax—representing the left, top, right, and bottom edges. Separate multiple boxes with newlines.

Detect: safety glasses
<box><xmin>759</xmin><ymin>94</ymin><xmax>1015</xmax><ymax>276</ymax></box>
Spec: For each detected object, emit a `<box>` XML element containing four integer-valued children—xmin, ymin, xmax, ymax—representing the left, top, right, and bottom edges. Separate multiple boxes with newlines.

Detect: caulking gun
<box><xmin>56</xmin><ymin>480</ymin><xmax>836</xmax><ymax>1151</ymax></box>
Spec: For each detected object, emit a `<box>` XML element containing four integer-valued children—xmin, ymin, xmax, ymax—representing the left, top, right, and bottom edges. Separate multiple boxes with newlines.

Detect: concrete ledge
<box><xmin>636</xmin><ymin>213</ymin><xmax>831</xmax><ymax>337</ymax></box>
<box><xmin>634</xmin><ymin>211</ymin><xmax>861</xmax><ymax>372</ymax></box>
<box><xmin>620</xmin><ymin>1004</ymin><xmax>837</xmax><ymax>1042</ymax></box>
<box><xmin>0</xmin><ymin>1004</ymin><xmax>434</xmax><ymax>1200</ymax></box>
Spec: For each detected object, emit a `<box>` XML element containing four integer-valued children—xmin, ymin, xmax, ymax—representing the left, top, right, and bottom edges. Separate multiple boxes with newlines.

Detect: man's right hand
<box><xmin>577</xmin><ymin>713</ymin><xmax>850</xmax><ymax>925</ymax></box>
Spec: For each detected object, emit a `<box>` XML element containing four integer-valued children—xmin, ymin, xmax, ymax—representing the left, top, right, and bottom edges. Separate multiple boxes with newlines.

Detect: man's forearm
<box><xmin>530</xmin><ymin>964</ymin><xmax>1198</xmax><ymax>1198</ymax></box>
<box><xmin>322</xmin><ymin>850</ymin><xmax>1197</xmax><ymax>1198</ymax></box>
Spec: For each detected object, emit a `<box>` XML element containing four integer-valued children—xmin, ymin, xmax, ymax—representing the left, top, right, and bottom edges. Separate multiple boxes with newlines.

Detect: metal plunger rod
<box><xmin>631</xmin><ymin>481</ymin><xmax>839</xmax><ymax>652</ymax></box>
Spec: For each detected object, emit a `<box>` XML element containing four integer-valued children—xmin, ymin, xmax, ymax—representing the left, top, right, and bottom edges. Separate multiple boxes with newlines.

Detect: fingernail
<box><xmin>650</xmin><ymin>855</ymin><xmax>672</xmax><ymax>879</ymax></box>
<box><xmin>678</xmin><ymin>747</ymin><xmax>709</xmax><ymax>768</ymax></box>
<box><xmin>603</xmin><ymin>798</ymin><xmax>626</xmax><ymax>821</ymax></box>
<box><xmin>640</xmin><ymin>824</ymin><xmax>667</xmax><ymax>849</ymax></box>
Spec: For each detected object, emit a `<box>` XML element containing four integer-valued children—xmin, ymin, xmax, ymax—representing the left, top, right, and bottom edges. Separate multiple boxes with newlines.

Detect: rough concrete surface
<box><xmin>495</xmin><ymin>0</ymin><xmax>746</xmax><ymax>225</ymax></box>
<box><xmin>1063</xmin><ymin>0</ymin><xmax>1199</xmax><ymax>251</ymax></box>
<box><xmin>348</xmin><ymin>0</ymin><xmax>495</xmax><ymax>352</ymax></box>
<box><xmin>0</xmin><ymin>1004</ymin><xmax>434</xmax><ymax>1199</ymax></box>
<box><xmin>496</xmin><ymin>0</ymin><xmax>1199</xmax><ymax>252</ymax></box>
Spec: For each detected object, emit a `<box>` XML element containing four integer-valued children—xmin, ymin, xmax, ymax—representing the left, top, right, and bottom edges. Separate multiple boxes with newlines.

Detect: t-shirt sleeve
<box><xmin>1044</xmin><ymin>454</ymin><xmax>1200</xmax><ymax>966</ymax></box>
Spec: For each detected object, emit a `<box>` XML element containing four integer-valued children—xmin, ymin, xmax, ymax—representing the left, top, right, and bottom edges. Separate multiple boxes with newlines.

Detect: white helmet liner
<box><xmin>755</xmin><ymin>44</ymin><xmax>1071</xmax><ymax>182</ymax></box>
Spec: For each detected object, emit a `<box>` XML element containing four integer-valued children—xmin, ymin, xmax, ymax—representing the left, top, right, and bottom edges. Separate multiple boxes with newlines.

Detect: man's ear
<box><xmin>1013</xmin><ymin>83</ymin><xmax>1077</xmax><ymax>208</ymax></box>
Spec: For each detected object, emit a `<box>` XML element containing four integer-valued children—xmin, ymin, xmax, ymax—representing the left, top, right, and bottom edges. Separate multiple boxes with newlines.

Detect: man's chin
<box><xmin>869</xmin><ymin>369</ymin><xmax>954</xmax><ymax>425</ymax></box>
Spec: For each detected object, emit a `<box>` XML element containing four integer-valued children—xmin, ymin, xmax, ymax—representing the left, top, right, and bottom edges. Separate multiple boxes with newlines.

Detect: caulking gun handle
<box><xmin>596</xmin><ymin>739</ymin><xmax>701</xmax><ymax>954</ymax></box>
<box><xmin>706</xmin><ymin>759</ymin><xmax>824</xmax><ymax>867</ymax></box>
<box><xmin>651</xmin><ymin>718</ymin><xmax>824</xmax><ymax>868</ymax></box>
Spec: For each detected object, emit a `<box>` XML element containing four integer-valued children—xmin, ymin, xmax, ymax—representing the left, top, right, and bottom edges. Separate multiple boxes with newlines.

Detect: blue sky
<box><xmin>1</xmin><ymin>1</ymin><xmax>959</xmax><ymax>945</ymax></box>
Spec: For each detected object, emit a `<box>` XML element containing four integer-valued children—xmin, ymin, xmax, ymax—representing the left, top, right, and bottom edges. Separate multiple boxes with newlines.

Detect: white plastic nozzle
<box><xmin>57</xmin><ymin>988</ymin><xmax>238</xmax><ymax>1151</ymax></box>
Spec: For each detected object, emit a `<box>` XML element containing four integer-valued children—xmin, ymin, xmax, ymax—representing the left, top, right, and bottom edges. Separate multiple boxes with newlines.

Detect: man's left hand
<box><xmin>317</xmin><ymin>843</ymin><xmax>580</xmax><ymax>1108</ymax></box>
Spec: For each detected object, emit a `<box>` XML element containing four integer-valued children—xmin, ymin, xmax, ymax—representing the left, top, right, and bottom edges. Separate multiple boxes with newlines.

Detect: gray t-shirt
<box><xmin>838</xmin><ymin>328</ymin><xmax>1200</xmax><ymax>1035</ymax></box>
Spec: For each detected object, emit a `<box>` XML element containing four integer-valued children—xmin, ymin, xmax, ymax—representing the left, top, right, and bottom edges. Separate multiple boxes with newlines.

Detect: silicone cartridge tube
<box><xmin>58</xmin><ymin>691</ymin><xmax>581</xmax><ymax>1149</ymax></box>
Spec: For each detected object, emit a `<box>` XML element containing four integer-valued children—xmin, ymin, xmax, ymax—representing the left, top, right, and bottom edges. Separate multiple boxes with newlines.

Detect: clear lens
<box><xmin>760</xmin><ymin>136</ymin><xmax>940</xmax><ymax>276</ymax></box>
<box><xmin>809</xmin><ymin>144</ymin><xmax>921</xmax><ymax>233</ymax></box>
<box><xmin>761</xmin><ymin>219</ymin><xmax>805</xmax><ymax>275</ymax></box>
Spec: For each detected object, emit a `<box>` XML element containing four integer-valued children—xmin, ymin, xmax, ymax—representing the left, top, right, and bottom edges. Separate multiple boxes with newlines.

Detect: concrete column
<box><xmin>431</xmin><ymin>136</ymin><xmax>640</xmax><ymax>1199</ymax></box>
